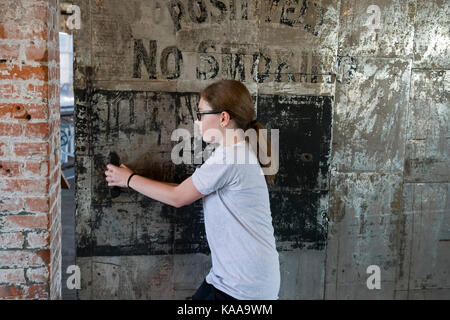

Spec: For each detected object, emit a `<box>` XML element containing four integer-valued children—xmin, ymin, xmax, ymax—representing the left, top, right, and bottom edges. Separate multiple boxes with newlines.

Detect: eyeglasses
<box><xmin>195</xmin><ymin>109</ymin><xmax>233</xmax><ymax>121</ymax></box>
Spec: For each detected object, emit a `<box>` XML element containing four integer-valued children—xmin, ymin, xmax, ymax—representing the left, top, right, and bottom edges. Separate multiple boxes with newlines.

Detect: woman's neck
<box><xmin>220</xmin><ymin>135</ymin><xmax>246</xmax><ymax>147</ymax></box>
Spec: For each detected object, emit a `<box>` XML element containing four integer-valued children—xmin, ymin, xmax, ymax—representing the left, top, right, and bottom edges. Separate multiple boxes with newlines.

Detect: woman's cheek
<box><xmin>195</xmin><ymin>120</ymin><xmax>209</xmax><ymax>142</ymax></box>
<box><xmin>203</xmin><ymin>126</ymin><xmax>222</xmax><ymax>143</ymax></box>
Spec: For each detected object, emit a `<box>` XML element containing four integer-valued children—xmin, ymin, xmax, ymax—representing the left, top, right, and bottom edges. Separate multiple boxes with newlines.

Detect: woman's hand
<box><xmin>104</xmin><ymin>163</ymin><xmax>134</xmax><ymax>188</ymax></box>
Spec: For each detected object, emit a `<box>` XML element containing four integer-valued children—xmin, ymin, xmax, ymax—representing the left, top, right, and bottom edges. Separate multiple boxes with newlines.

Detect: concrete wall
<box><xmin>72</xmin><ymin>0</ymin><xmax>449</xmax><ymax>299</ymax></box>
<box><xmin>325</xmin><ymin>0</ymin><xmax>449</xmax><ymax>299</ymax></box>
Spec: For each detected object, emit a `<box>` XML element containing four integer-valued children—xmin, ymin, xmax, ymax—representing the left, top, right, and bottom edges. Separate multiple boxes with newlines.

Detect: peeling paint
<box><xmin>72</xmin><ymin>0</ymin><xmax>450</xmax><ymax>300</ymax></box>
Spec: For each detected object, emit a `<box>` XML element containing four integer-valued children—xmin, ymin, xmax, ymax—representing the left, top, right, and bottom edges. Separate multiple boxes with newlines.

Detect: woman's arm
<box><xmin>128</xmin><ymin>175</ymin><xmax>203</xmax><ymax>208</ymax></box>
<box><xmin>105</xmin><ymin>164</ymin><xmax>204</xmax><ymax>208</ymax></box>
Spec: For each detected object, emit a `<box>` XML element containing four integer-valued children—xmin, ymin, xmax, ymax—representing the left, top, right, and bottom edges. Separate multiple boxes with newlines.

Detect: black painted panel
<box><xmin>75</xmin><ymin>90</ymin><xmax>332</xmax><ymax>257</ymax></box>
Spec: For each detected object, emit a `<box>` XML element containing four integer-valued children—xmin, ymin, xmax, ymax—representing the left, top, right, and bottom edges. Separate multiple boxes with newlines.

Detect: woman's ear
<box><xmin>220</xmin><ymin>111</ymin><xmax>232</xmax><ymax>126</ymax></box>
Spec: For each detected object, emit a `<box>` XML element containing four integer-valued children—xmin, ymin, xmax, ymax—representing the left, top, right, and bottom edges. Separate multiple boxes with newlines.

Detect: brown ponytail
<box><xmin>200</xmin><ymin>80</ymin><xmax>276</xmax><ymax>185</ymax></box>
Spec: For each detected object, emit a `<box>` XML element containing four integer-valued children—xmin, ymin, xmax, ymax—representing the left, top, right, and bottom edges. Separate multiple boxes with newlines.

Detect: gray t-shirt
<box><xmin>192</xmin><ymin>140</ymin><xmax>280</xmax><ymax>300</ymax></box>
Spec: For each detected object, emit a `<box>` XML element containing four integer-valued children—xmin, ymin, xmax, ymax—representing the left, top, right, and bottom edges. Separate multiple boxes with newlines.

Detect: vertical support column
<box><xmin>0</xmin><ymin>0</ymin><xmax>61</xmax><ymax>299</ymax></box>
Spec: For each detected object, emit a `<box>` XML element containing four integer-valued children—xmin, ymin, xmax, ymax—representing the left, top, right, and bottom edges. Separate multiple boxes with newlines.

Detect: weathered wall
<box><xmin>325</xmin><ymin>0</ymin><xmax>449</xmax><ymax>299</ymax></box>
<box><xmin>72</xmin><ymin>0</ymin><xmax>449</xmax><ymax>299</ymax></box>
<box><xmin>0</xmin><ymin>0</ymin><xmax>62</xmax><ymax>299</ymax></box>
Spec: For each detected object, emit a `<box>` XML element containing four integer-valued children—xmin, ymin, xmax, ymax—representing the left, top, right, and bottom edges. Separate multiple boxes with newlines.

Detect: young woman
<box><xmin>104</xmin><ymin>80</ymin><xmax>280</xmax><ymax>300</ymax></box>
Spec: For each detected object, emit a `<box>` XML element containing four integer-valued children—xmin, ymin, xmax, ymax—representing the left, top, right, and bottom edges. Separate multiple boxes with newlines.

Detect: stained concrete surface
<box><xmin>69</xmin><ymin>0</ymin><xmax>449</xmax><ymax>299</ymax></box>
<box><xmin>61</xmin><ymin>165</ymin><xmax>76</xmax><ymax>300</ymax></box>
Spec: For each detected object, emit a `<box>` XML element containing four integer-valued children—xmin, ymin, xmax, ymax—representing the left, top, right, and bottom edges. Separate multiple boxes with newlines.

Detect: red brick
<box><xmin>0</xmin><ymin>104</ymin><xmax>14</xmax><ymax>118</ymax></box>
<box><xmin>0</xmin><ymin>178</ymin><xmax>49</xmax><ymax>194</ymax></box>
<box><xmin>55</xmin><ymin>145</ymin><xmax>61</xmax><ymax>164</ymax></box>
<box><xmin>49</xmin><ymin>28</ymin><xmax>58</xmax><ymax>45</ymax></box>
<box><xmin>49</xmin><ymin>65</ymin><xmax>59</xmax><ymax>80</ymax></box>
<box><xmin>0</xmin><ymin>104</ymin><xmax>27</xmax><ymax>119</ymax></box>
<box><xmin>55</xmin><ymin>47</ymin><xmax>60</xmax><ymax>64</ymax></box>
<box><xmin>0</xmin><ymin>269</ymin><xmax>26</xmax><ymax>284</ymax></box>
<box><xmin>23</xmin><ymin>161</ymin><xmax>42</xmax><ymax>176</ymax></box>
<box><xmin>0</xmin><ymin>160</ymin><xmax>21</xmax><ymax>177</ymax></box>
<box><xmin>26</xmin><ymin>267</ymin><xmax>49</xmax><ymax>283</ymax></box>
<box><xmin>49</xmin><ymin>83</ymin><xmax>59</xmax><ymax>100</ymax></box>
<box><xmin>23</xmin><ymin>160</ymin><xmax>49</xmax><ymax>177</ymax></box>
<box><xmin>0</xmin><ymin>285</ymin><xmax>23</xmax><ymax>299</ymax></box>
<box><xmin>25</xmin><ymin>283</ymin><xmax>48</xmax><ymax>299</ymax></box>
<box><xmin>0</xmin><ymin>103</ymin><xmax>48</xmax><ymax>120</ymax></box>
<box><xmin>0</xmin><ymin>63</ymin><xmax>49</xmax><ymax>81</ymax></box>
<box><xmin>26</xmin><ymin>231</ymin><xmax>50</xmax><ymax>249</ymax></box>
<box><xmin>0</xmin><ymin>23</ymin><xmax>47</xmax><ymax>41</ymax></box>
<box><xmin>27</xmin><ymin>3</ymin><xmax>50</xmax><ymax>23</ymax></box>
<box><xmin>49</xmin><ymin>216</ymin><xmax>60</xmax><ymax>237</ymax></box>
<box><xmin>0</xmin><ymin>141</ymin><xmax>6</xmax><ymax>156</ymax></box>
<box><xmin>51</xmin><ymin>119</ymin><xmax>60</xmax><ymax>139</ymax></box>
<box><xmin>25</xmin><ymin>44</ymin><xmax>48</xmax><ymax>62</ymax></box>
<box><xmin>47</xmin><ymin>46</ymin><xmax>58</xmax><ymax>63</ymax></box>
<box><xmin>13</xmin><ymin>141</ymin><xmax>50</xmax><ymax>157</ymax></box>
<box><xmin>24</xmin><ymin>197</ymin><xmax>50</xmax><ymax>212</ymax></box>
<box><xmin>35</xmin><ymin>249</ymin><xmax>51</xmax><ymax>265</ymax></box>
<box><xmin>0</xmin><ymin>232</ymin><xmax>24</xmax><ymax>249</ymax></box>
<box><xmin>22</xmin><ymin>104</ymin><xmax>48</xmax><ymax>120</ymax></box>
<box><xmin>52</xmin><ymin>131</ymin><xmax>59</xmax><ymax>150</ymax></box>
<box><xmin>0</xmin><ymin>83</ymin><xmax>19</xmax><ymax>100</ymax></box>
<box><xmin>50</xmin><ymin>197</ymin><xmax>59</xmax><ymax>221</ymax></box>
<box><xmin>48</xmin><ymin>102</ymin><xmax>60</xmax><ymax>119</ymax></box>
<box><xmin>49</xmin><ymin>186</ymin><xmax>58</xmax><ymax>210</ymax></box>
<box><xmin>0</xmin><ymin>122</ymin><xmax>22</xmax><ymax>136</ymax></box>
<box><xmin>0</xmin><ymin>197</ymin><xmax>23</xmax><ymax>212</ymax></box>
<box><xmin>50</xmin><ymin>165</ymin><xmax>59</xmax><ymax>186</ymax></box>
<box><xmin>24</xmin><ymin>83</ymin><xmax>49</xmax><ymax>100</ymax></box>
<box><xmin>0</xmin><ymin>250</ymin><xmax>50</xmax><ymax>268</ymax></box>
<box><xmin>0</xmin><ymin>44</ymin><xmax>20</xmax><ymax>60</ymax></box>
<box><xmin>48</xmin><ymin>148</ymin><xmax>55</xmax><ymax>168</ymax></box>
<box><xmin>2</xmin><ymin>214</ymin><xmax>49</xmax><ymax>231</ymax></box>
<box><xmin>24</xmin><ymin>122</ymin><xmax>51</xmax><ymax>139</ymax></box>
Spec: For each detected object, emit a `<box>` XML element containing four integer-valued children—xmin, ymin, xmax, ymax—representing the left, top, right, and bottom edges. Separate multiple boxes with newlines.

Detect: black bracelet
<box><xmin>127</xmin><ymin>173</ymin><xmax>137</xmax><ymax>188</ymax></box>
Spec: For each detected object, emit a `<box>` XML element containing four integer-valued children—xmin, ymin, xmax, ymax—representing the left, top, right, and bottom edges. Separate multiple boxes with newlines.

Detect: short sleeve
<box><xmin>192</xmin><ymin>161</ymin><xmax>235</xmax><ymax>196</ymax></box>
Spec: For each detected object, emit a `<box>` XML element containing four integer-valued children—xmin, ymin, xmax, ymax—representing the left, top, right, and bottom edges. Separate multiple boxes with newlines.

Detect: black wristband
<box><xmin>127</xmin><ymin>173</ymin><xmax>137</xmax><ymax>188</ymax></box>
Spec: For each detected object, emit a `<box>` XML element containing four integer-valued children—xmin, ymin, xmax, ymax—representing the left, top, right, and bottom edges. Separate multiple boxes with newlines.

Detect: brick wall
<box><xmin>0</xmin><ymin>0</ymin><xmax>61</xmax><ymax>300</ymax></box>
